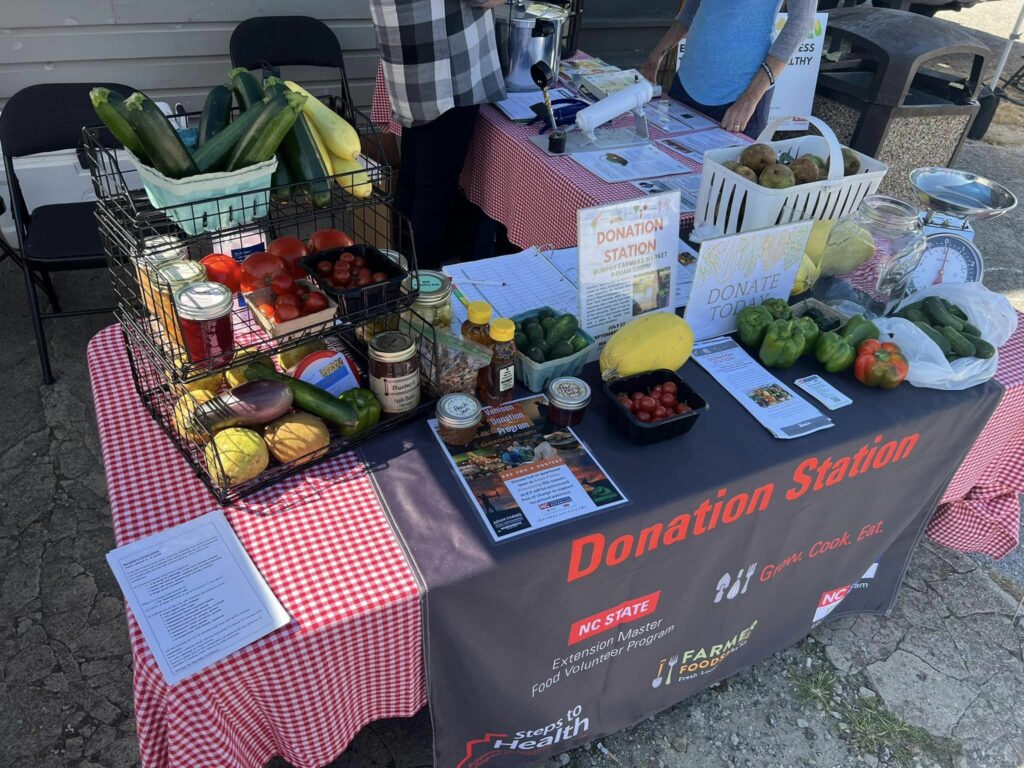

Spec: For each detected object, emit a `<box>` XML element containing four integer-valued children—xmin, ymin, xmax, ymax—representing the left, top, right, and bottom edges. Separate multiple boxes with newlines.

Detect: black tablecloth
<box><xmin>364</xmin><ymin>357</ymin><xmax>1002</xmax><ymax>767</ymax></box>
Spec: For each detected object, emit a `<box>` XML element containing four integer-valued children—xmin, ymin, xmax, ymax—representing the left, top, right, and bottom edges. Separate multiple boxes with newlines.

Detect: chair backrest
<box><xmin>0</xmin><ymin>82</ymin><xmax>133</xmax><ymax>158</ymax></box>
<box><xmin>229</xmin><ymin>16</ymin><xmax>354</xmax><ymax>116</ymax></box>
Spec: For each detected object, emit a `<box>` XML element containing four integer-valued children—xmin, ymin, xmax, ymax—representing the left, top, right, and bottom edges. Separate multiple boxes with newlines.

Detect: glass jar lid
<box><xmin>369</xmin><ymin>331</ymin><xmax>416</xmax><ymax>362</ymax></box>
<box><xmin>137</xmin><ymin>234</ymin><xmax>187</xmax><ymax>270</ymax></box>
<box><xmin>159</xmin><ymin>260</ymin><xmax>207</xmax><ymax>291</ymax></box>
<box><xmin>174</xmin><ymin>281</ymin><xmax>233</xmax><ymax>320</ymax></box>
<box><xmin>436</xmin><ymin>393</ymin><xmax>483</xmax><ymax>429</ymax></box>
<box><xmin>406</xmin><ymin>270</ymin><xmax>453</xmax><ymax>308</ymax></box>
<box><xmin>547</xmin><ymin>377</ymin><xmax>591</xmax><ymax>410</ymax></box>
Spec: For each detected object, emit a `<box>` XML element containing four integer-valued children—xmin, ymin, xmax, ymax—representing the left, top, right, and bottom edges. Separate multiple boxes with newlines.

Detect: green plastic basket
<box><xmin>511</xmin><ymin>306</ymin><xmax>596</xmax><ymax>393</ymax></box>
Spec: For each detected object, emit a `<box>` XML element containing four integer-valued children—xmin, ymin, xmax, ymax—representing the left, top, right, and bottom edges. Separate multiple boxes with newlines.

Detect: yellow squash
<box><xmin>330</xmin><ymin>153</ymin><xmax>372</xmax><ymax>198</ymax></box>
<box><xmin>600</xmin><ymin>313</ymin><xmax>694</xmax><ymax>381</ymax></box>
<box><xmin>284</xmin><ymin>81</ymin><xmax>360</xmax><ymax>160</ymax></box>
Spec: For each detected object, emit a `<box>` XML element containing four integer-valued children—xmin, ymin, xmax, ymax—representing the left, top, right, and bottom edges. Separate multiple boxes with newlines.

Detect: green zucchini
<box><xmin>226</xmin><ymin>91</ymin><xmax>306</xmax><ymax>171</ymax></box>
<box><xmin>229</xmin><ymin>67</ymin><xmax>265</xmax><ymax>111</ymax></box>
<box><xmin>198</xmin><ymin>85</ymin><xmax>233</xmax><ymax>147</ymax></box>
<box><xmin>271</xmin><ymin>152</ymin><xmax>293</xmax><ymax>203</ymax></box>
<box><xmin>940</xmin><ymin>326</ymin><xmax>976</xmax><ymax>357</ymax></box>
<box><xmin>914</xmin><ymin>321</ymin><xmax>952</xmax><ymax>355</ymax></box>
<box><xmin>122</xmin><ymin>92</ymin><xmax>198</xmax><ymax>178</ymax></box>
<box><xmin>263</xmin><ymin>77</ymin><xmax>330</xmax><ymax>207</ymax></box>
<box><xmin>262</xmin><ymin>76</ymin><xmax>286</xmax><ymax>97</ymax></box>
<box><xmin>192</xmin><ymin>98</ymin><xmax>268</xmax><ymax>173</ymax></box>
<box><xmin>241</xmin><ymin>364</ymin><xmax>359</xmax><ymax>430</ymax></box>
<box><xmin>89</xmin><ymin>87</ymin><xmax>150</xmax><ymax>162</ymax></box>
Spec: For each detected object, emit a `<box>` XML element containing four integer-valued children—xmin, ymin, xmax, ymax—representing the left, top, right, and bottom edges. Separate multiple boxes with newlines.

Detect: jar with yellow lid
<box><xmin>156</xmin><ymin>260</ymin><xmax>206</xmax><ymax>347</ymax></box>
<box><xmin>461</xmin><ymin>301</ymin><xmax>492</xmax><ymax>346</ymax></box>
<box><xmin>479</xmin><ymin>318</ymin><xmax>517</xmax><ymax>406</ymax></box>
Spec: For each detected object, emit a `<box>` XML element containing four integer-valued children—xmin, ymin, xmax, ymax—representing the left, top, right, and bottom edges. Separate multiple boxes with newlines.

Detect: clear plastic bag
<box><xmin>881</xmin><ymin>283</ymin><xmax>1017</xmax><ymax>390</ymax></box>
<box><xmin>415</xmin><ymin>322</ymin><xmax>492</xmax><ymax>397</ymax></box>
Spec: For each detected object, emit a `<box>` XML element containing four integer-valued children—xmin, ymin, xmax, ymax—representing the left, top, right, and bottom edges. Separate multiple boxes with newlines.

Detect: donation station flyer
<box><xmin>429</xmin><ymin>396</ymin><xmax>629</xmax><ymax>543</ymax></box>
<box><xmin>577</xmin><ymin>192</ymin><xmax>681</xmax><ymax>346</ymax></box>
<box><xmin>692</xmin><ymin>337</ymin><xmax>834</xmax><ymax>439</ymax></box>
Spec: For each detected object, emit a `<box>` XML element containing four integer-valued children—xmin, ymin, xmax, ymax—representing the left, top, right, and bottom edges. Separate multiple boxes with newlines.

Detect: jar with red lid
<box><xmin>174</xmin><ymin>281</ymin><xmax>235</xmax><ymax>368</ymax></box>
<box><xmin>546</xmin><ymin>376</ymin><xmax>591</xmax><ymax>427</ymax></box>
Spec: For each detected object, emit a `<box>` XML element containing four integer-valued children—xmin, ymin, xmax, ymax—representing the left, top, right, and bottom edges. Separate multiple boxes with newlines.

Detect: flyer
<box><xmin>577</xmin><ymin>191</ymin><xmax>681</xmax><ymax>346</ymax></box>
<box><xmin>628</xmin><ymin>173</ymin><xmax>700</xmax><ymax>211</ymax></box>
<box><xmin>769</xmin><ymin>13</ymin><xmax>828</xmax><ymax>131</ymax></box>
<box><xmin>570</xmin><ymin>144</ymin><xmax>690</xmax><ymax>183</ymax></box>
<box><xmin>692</xmin><ymin>337</ymin><xmax>834</xmax><ymax>439</ymax></box>
<box><xmin>645</xmin><ymin>99</ymin><xmax>718</xmax><ymax>132</ymax></box>
<box><xmin>429</xmin><ymin>396</ymin><xmax>629</xmax><ymax>543</ymax></box>
<box><xmin>659</xmin><ymin>130</ymin><xmax>746</xmax><ymax>164</ymax></box>
<box><xmin>683</xmin><ymin>220</ymin><xmax>813</xmax><ymax>341</ymax></box>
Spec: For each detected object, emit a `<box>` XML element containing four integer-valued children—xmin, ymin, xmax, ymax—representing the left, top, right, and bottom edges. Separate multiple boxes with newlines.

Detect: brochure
<box><xmin>629</xmin><ymin>173</ymin><xmax>701</xmax><ymax>211</ymax></box>
<box><xmin>571</xmin><ymin>143</ymin><xmax>690</xmax><ymax>183</ymax></box>
<box><xmin>494</xmin><ymin>87</ymin><xmax>577</xmax><ymax>122</ymax></box>
<box><xmin>106</xmin><ymin>510</ymin><xmax>289</xmax><ymax>685</ymax></box>
<box><xmin>646</xmin><ymin>99</ymin><xmax>719</xmax><ymax>132</ymax></box>
<box><xmin>577</xmin><ymin>191</ymin><xmax>681</xmax><ymax>346</ymax></box>
<box><xmin>430</xmin><ymin>395</ymin><xmax>629</xmax><ymax>543</ymax></box>
<box><xmin>659</xmin><ymin>130</ymin><xmax>747</xmax><ymax>164</ymax></box>
<box><xmin>579</xmin><ymin>69</ymin><xmax>648</xmax><ymax>99</ymax></box>
<box><xmin>691</xmin><ymin>337</ymin><xmax>833</xmax><ymax>439</ymax></box>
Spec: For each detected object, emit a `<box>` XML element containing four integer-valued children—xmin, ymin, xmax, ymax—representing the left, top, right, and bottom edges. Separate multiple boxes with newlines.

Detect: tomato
<box><xmin>353</xmin><ymin>255</ymin><xmax>366</xmax><ymax>269</ymax></box>
<box><xmin>271</xmin><ymin>272</ymin><xmax>298</xmax><ymax>297</ymax></box>
<box><xmin>371</xmin><ymin>271</ymin><xmax>388</xmax><ymax>283</ymax></box>
<box><xmin>636</xmin><ymin>411</ymin><xmax>652</xmax><ymax>423</ymax></box>
<box><xmin>200</xmin><ymin>253</ymin><xmax>242</xmax><ymax>293</ymax></box>
<box><xmin>316</xmin><ymin>260</ymin><xmax>333</xmax><ymax>277</ymax></box>
<box><xmin>267</xmin><ymin>236</ymin><xmax>309</xmax><ymax>278</ymax></box>
<box><xmin>240</xmin><ymin>251</ymin><xmax>285</xmax><ymax>292</ymax></box>
<box><xmin>333</xmin><ymin>263</ymin><xmax>352</xmax><ymax>278</ymax></box>
<box><xmin>651</xmin><ymin>385</ymin><xmax>662</xmax><ymax>395</ymax></box>
<box><xmin>631</xmin><ymin>392</ymin><xmax>645</xmax><ymax>401</ymax></box>
<box><xmin>358</xmin><ymin>267</ymin><xmax>372</xmax><ymax>278</ymax></box>
<box><xmin>303</xmin><ymin>291</ymin><xmax>328</xmax><ymax>313</ymax></box>
<box><xmin>334</xmin><ymin>273</ymin><xmax>352</xmax><ymax>288</ymax></box>
<box><xmin>308</xmin><ymin>229</ymin><xmax>354</xmax><ymax>253</ymax></box>
<box><xmin>295</xmin><ymin>283</ymin><xmax>309</xmax><ymax>299</ymax></box>
<box><xmin>638</xmin><ymin>396</ymin><xmax>658</xmax><ymax>414</ymax></box>
<box><xmin>662</xmin><ymin>382</ymin><xmax>678</xmax><ymax>395</ymax></box>
<box><xmin>654</xmin><ymin>405</ymin><xmax>668</xmax><ymax>419</ymax></box>
<box><xmin>275</xmin><ymin>292</ymin><xmax>299</xmax><ymax>308</ymax></box>
<box><xmin>659</xmin><ymin>392</ymin><xmax>676</xmax><ymax>407</ymax></box>
<box><xmin>675</xmin><ymin>403</ymin><xmax>691</xmax><ymax>414</ymax></box>
<box><xmin>275</xmin><ymin>303</ymin><xmax>300</xmax><ymax>322</ymax></box>
<box><xmin>256</xmin><ymin>303</ymin><xmax>276</xmax><ymax>322</ymax></box>
<box><xmin>340</xmin><ymin>252</ymin><xmax>356</xmax><ymax>264</ymax></box>
<box><xmin>356</xmin><ymin>275</ymin><xmax>373</xmax><ymax>287</ymax></box>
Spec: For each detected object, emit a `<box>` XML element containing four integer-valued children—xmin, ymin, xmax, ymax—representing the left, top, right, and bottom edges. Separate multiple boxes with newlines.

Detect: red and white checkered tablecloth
<box><xmin>371</xmin><ymin>60</ymin><xmax>740</xmax><ymax>249</ymax></box>
<box><xmin>87</xmin><ymin>326</ymin><xmax>425</xmax><ymax>768</ymax></box>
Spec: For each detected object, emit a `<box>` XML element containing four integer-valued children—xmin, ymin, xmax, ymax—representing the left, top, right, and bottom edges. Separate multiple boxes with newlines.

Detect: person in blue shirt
<box><xmin>640</xmin><ymin>0</ymin><xmax>816</xmax><ymax>138</ymax></box>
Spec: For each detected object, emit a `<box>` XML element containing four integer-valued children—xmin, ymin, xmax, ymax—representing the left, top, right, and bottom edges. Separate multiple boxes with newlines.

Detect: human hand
<box><xmin>721</xmin><ymin>96</ymin><xmax>758</xmax><ymax>134</ymax></box>
<box><xmin>639</xmin><ymin>53</ymin><xmax>662</xmax><ymax>86</ymax></box>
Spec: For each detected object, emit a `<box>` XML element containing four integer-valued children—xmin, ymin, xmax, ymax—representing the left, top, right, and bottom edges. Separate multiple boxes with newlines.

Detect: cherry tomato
<box><xmin>275</xmin><ymin>303</ymin><xmax>300</xmax><ymax>322</ymax></box>
<box><xmin>654</xmin><ymin>405</ymin><xmax>668</xmax><ymax>419</ymax></box>
<box><xmin>240</xmin><ymin>251</ymin><xmax>285</xmax><ymax>293</ymax></box>
<box><xmin>371</xmin><ymin>272</ymin><xmax>388</xmax><ymax>282</ymax></box>
<box><xmin>358</xmin><ymin>267</ymin><xmax>372</xmax><ymax>278</ymax></box>
<box><xmin>675</xmin><ymin>403</ymin><xmax>691</xmax><ymax>414</ymax></box>
<box><xmin>316</xmin><ymin>260</ymin><xmax>333</xmax><ymax>277</ymax></box>
<box><xmin>631</xmin><ymin>392</ymin><xmax>645</xmax><ymax>402</ymax></box>
<box><xmin>639</xmin><ymin>396</ymin><xmax>658</xmax><ymax>414</ymax></box>
<box><xmin>267</xmin><ymin>236</ymin><xmax>309</xmax><ymax>279</ymax></box>
<box><xmin>662</xmin><ymin>382</ymin><xmax>678</xmax><ymax>395</ymax></box>
<box><xmin>199</xmin><ymin>253</ymin><xmax>242</xmax><ymax>293</ymax></box>
<box><xmin>356</xmin><ymin>275</ymin><xmax>373</xmax><ymax>287</ymax></box>
<box><xmin>270</xmin><ymin>272</ymin><xmax>297</xmax><ymax>297</ymax></box>
<box><xmin>340</xmin><ymin>252</ymin><xmax>357</xmax><ymax>264</ymax></box>
<box><xmin>659</xmin><ymin>392</ymin><xmax>677</xmax><ymax>407</ymax></box>
<box><xmin>308</xmin><ymin>229</ymin><xmax>355</xmax><ymax>253</ymax></box>
<box><xmin>334</xmin><ymin>272</ymin><xmax>352</xmax><ymax>288</ymax></box>
<box><xmin>256</xmin><ymin>303</ymin><xmax>276</xmax><ymax>322</ymax></box>
<box><xmin>636</xmin><ymin>411</ymin><xmax>652</xmax><ymax>423</ymax></box>
<box><xmin>651</xmin><ymin>385</ymin><xmax>662</xmax><ymax>395</ymax></box>
<box><xmin>303</xmin><ymin>291</ymin><xmax>328</xmax><ymax>313</ymax></box>
<box><xmin>353</xmin><ymin>255</ymin><xmax>367</xmax><ymax>268</ymax></box>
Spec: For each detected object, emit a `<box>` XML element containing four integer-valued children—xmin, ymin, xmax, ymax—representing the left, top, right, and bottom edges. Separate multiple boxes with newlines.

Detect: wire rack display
<box><xmin>122</xmin><ymin>308</ymin><xmax>440</xmax><ymax>505</ymax></box>
<box><xmin>83</xmin><ymin>109</ymin><xmax>418</xmax><ymax>383</ymax></box>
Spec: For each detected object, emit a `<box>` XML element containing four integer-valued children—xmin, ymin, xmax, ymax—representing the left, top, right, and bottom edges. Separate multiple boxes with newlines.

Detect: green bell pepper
<box><xmin>736</xmin><ymin>305</ymin><xmax>774</xmax><ymax>348</ymax></box>
<box><xmin>840</xmin><ymin>315</ymin><xmax>880</xmax><ymax>347</ymax></box>
<box><xmin>338</xmin><ymin>388</ymin><xmax>382</xmax><ymax>437</ymax></box>
<box><xmin>795</xmin><ymin>315</ymin><xmax>820</xmax><ymax>356</ymax></box>
<box><xmin>762</xmin><ymin>298</ymin><xmax>792</xmax><ymax>321</ymax></box>
<box><xmin>759</xmin><ymin>319</ymin><xmax>807</xmax><ymax>369</ymax></box>
<box><xmin>814</xmin><ymin>331</ymin><xmax>856</xmax><ymax>373</ymax></box>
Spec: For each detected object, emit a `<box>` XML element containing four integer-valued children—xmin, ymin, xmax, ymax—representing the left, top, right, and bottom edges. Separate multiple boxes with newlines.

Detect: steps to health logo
<box><xmin>458</xmin><ymin>706</ymin><xmax>590</xmax><ymax>767</ymax></box>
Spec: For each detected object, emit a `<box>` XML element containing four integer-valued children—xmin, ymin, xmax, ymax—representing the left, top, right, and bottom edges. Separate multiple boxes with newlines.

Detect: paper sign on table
<box><xmin>692</xmin><ymin>337</ymin><xmax>833</xmax><ymax>439</ymax></box>
<box><xmin>684</xmin><ymin>221</ymin><xmax>813</xmax><ymax>341</ymax></box>
<box><xmin>659</xmin><ymin>130</ymin><xmax>746</xmax><ymax>164</ymax></box>
<box><xmin>494</xmin><ymin>87</ymin><xmax>577</xmax><ymax>122</ymax></box>
<box><xmin>577</xmin><ymin>191</ymin><xmax>681</xmax><ymax>346</ymax></box>
<box><xmin>106</xmin><ymin>510</ymin><xmax>289</xmax><ymax>685</ymax></box>
<box><xmin>570</xmin><ymin>144</ymin><xmax>690</xmax><ymax>183</ymax></box>
<box><xmin>628</xmin><ymin>173</ymin><xmax>700</xmax><ymax>211</ymax></box>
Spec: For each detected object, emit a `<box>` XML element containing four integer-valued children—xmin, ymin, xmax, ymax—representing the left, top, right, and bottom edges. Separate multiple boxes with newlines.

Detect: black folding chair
<box><xmin>0</xmin><ymin>82</ymin><xmax>133</xmax><ymax>384</ymax></box>
<box><xmin>229</xmin><ymin>16</ymin><xmax>356</xmax><ymax>122</ymax></box>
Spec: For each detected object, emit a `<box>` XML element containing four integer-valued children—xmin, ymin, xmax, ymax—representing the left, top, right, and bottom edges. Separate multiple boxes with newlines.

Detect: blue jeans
<box><xmin>669</xmin><ymin>77</ymin><xmax>774</xmax><ymax>140</ymax></box>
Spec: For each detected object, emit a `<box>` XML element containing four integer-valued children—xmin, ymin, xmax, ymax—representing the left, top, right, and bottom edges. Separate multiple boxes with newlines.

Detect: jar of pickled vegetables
<box><xmin>156</xmin><ymin>260</ymin><xmax>206</xmax><ymax>347</ymax></box>
<box><xmin>406</xmin><ymin>270</ymin><xmax>453</xmax><ymax>330</ymax></box>
<box><xmin>133</xmin><ymin>234</ymin><xmax>187</xmax><ymax>315</ymax></box>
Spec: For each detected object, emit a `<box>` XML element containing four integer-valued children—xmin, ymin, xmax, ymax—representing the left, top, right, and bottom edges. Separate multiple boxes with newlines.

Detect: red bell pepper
<box><xmin>854</xmin><ymin>339</ymin><xmax>909</xmax><ymax>389</ymax></box>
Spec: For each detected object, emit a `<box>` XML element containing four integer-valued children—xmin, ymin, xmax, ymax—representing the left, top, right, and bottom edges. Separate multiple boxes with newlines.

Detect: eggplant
<box><xmin>194</xmin><ymin>380</ymin><xmax>293</xmax><ymax>432</ymax></box>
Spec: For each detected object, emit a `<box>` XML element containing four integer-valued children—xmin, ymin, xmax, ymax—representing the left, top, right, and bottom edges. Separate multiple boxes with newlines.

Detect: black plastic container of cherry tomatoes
<box><xmin>301</xmin><ymin>244</ymin><xmax>413</xmax><ymax>322</ymax></box>
<box><xmin>603</xmin><ymin>369</ymin><xmax>708</xmax><ymax>445</ymax></box>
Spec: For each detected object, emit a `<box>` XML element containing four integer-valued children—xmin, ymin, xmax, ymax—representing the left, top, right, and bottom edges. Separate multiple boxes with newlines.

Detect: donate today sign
<box><xmin>684</xmin><ymin>220</ymin><xmax>813</xmax><ymax>341</ymax></box>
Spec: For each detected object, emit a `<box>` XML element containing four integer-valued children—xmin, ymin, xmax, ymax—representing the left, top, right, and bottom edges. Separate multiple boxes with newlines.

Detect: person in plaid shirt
<box><xmin>370</xmin><ymin>0</ymin><xmax>507</xmax><ymax>269</ymax></box>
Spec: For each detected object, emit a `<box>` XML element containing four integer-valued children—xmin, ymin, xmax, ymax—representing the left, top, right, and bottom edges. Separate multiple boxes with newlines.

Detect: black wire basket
<box><xmin>121</xmin><ymin>308</ymin><xmax>440</xmax><ymax>505</ymax></box>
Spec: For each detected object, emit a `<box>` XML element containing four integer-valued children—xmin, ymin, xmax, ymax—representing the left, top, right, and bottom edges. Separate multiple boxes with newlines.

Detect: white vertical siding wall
<box><xmin>0</xmin><ymin>1</ymin><xmax>379</xmax><ymax>110</ymax></box>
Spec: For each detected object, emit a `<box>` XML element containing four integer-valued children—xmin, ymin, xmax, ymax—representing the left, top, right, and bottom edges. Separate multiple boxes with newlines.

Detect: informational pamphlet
<box><xmin>561</xmin><ymin>57</ymin><xmax>621</xmax><ymax>78</ymax></box>
<box><xmin>684</xmin><ymin>220</ymin><xmax>813</xmax><ymax>340</ymax></box>
<box><xmin>769</xmin><ymin>13</ymin><xmax>828</xmax><ymax>131</ymax></box>
<box><xmin>646</xmin><ymin>99</ymin><xmax>719</xmax><ymax>133</ymax></box>
<box><xmin>430</xmin><ymin>396</ymin><xmax>629</xmax><ymax>543</ymax></box>
<box><xmin>659</xmin><ymin>130</ymin><xmax>746</xmax><ymax>163</ymax></box>
<box><xmin>579</xmin><ymin>69</ymin><xmax>648</xmax><ymax>99</ymax></box>
<box><xmin>692</xmin><ymin>337</ymin><xmax>834</xmax><ymax>439</ymax></box>
<box><xmin>629</xmin><ymin>173</ymin><xmax>701</xmax><ymax>211</ymax></box>
<box><xmin>106</xmin><ymin>510</ymin><xmax>289</xmax><ymax>685</ymax></box>
<box><xmin>571</xmin><ymin>143</ymin><xmax>690</xmax><ymax>183</ymax></box>
<box><xmin>494</xmin><ymin>87</ymin><xmax>577</xmax><ymax>122</ymax></box>
<box><xmin>577</xmin><ymin>191</ymin><xmax>681</xmax><ymax>345</ymax></box>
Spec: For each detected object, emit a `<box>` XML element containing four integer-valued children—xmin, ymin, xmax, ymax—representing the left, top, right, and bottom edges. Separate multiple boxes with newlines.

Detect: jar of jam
<box><xmin>436</xmin><ymin>393</ymin><xmax>483</xmax><ymax>447</ymax></box>
<box><xmin>156</xmin><ymin>260</ymin><xmax>206</xmax><ymax>347</ymax></box>
<box><xmin>369</xmin><ymin>331</ymin><xmax>421</xmax><ymax>414</ymax></box>
<box><xmin>461</xmin><ymin>301</ymin><xmax>492</xmax><ymax>346</ymax></box>
<box><xmin>405</xmin><ymin>270</ymin><xmax>453</xmax><ymax>330</ymax></box>
<box><xmin>133</xmin><ymin>234</ymin><xmax>187</xmax><ymax>315</ymax></box>
<box><xmin>174</xmin><ymin>281</ymin><xmax>234</xmax><ymax>368</ymax></box>
<box><xmin>546</xmin><ymin>377</ymin><xmax>591</xmax><ymax>427</ymax></box>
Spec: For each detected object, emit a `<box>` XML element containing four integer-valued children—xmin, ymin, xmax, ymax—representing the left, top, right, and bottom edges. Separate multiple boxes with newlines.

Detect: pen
<box><xmin>459</xmin><ymin>279</ymin><xmax>507</xmax><ymax>287</ymax></box>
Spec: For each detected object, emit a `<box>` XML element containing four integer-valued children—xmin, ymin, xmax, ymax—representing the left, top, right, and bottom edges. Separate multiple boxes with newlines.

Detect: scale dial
<box><xmin>906</xmin><ymin>233</ymin><xmax>984</xmax><ymax>295</ymax></box>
